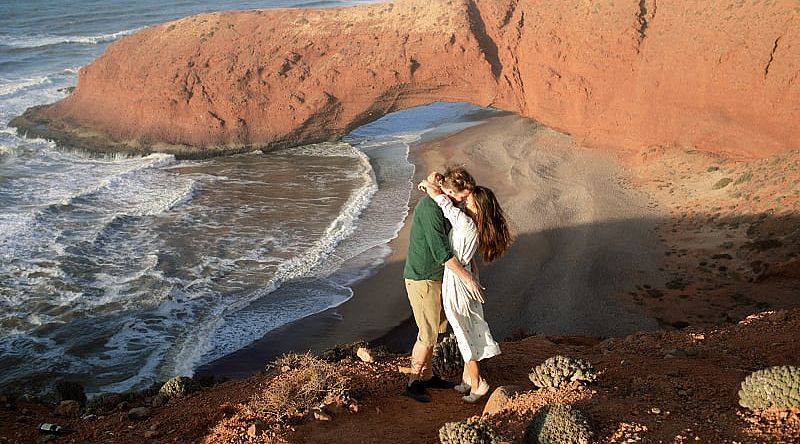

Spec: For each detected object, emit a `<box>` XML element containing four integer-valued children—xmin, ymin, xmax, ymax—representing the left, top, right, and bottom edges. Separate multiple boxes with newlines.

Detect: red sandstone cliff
<box><xmin>11</xmin><ymin>0</ymin><xmax>800</xmax><ymax>158</ymax></box>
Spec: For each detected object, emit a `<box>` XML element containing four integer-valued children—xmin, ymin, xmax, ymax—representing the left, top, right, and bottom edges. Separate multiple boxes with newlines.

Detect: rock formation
<box><xmin>11</xmin><ymin>0</ymin><xmax>800</xmax><ymax>158</ymax></box>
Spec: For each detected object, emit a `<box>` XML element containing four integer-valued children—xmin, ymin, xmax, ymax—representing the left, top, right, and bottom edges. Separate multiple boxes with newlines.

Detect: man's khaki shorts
<box><xmin>405</xmin><ymin>279</ymin><xmax>448</xmax><ymax>346</ymax></box>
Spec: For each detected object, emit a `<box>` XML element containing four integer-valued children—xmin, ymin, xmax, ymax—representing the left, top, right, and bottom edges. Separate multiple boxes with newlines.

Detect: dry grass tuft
<box><xmin>248</xmin><ymin>352</ymin><xmax>349</xmax><ymax>422</ymax></box>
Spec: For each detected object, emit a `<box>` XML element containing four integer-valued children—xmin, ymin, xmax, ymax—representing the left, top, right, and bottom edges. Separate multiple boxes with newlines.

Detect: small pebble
<box><xmin>313</xmin><ymin>410</ymin><xmax>332</xmax><ymax>421</ymax></box>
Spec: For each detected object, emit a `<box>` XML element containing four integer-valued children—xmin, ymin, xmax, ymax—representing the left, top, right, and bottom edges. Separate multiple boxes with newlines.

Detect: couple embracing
<box><xmin>403</xmin><ymin>166</ymin><xmax>512</xmax><ymax>403</ymax></box>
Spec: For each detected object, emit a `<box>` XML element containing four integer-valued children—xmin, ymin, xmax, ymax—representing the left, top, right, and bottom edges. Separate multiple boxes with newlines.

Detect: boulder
<box><xmin>128</xmin><ymin>407</ymin><xmax>151</xmax><ymax>420</ymax></box>
<box><xmin>482</xmin><ymin>385</ymin><xmax>523</xmax><ymax>416</ymax></box>
<box><xmin>356</xmin><ymin>347</ymin><xmax>375</xmax><ymax>363</ymax></box>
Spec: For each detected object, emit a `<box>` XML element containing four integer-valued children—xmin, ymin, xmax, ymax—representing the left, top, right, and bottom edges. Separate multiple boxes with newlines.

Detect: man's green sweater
<box><xmin>403</xmin><ymin>195</ymin><xmax>453</xmax><ymax>281</ymax></box>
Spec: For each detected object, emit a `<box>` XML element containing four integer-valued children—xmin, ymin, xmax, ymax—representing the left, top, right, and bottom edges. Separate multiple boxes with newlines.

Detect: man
<box><xmin>402</xmin><ymin>167</ymin><xmax>484</xmax><ymax>402</ymax></box>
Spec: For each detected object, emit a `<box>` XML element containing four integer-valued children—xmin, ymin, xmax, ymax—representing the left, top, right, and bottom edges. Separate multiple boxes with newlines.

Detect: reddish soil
<box><xmin>3</xmin><ymin>310</ymin><xmax>799</xmax><ymax>444</ymax></box>
<box><xmin>619</xmin><ymin>147</ymin><xmax>800</xmax><ymax>330</ymax></box>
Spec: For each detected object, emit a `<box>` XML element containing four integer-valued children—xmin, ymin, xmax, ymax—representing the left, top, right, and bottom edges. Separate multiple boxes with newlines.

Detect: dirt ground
<box><xmin>3</xmin><ymin>309</ymin><xmax>799</xmax><ymax>444</ymax></box>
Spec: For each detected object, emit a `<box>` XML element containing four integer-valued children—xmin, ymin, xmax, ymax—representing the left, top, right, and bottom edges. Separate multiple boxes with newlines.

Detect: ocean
<box><xmin>0</xmin><ymin>0</ymin><xmax>492</xmax><ymax>395</ymax></box>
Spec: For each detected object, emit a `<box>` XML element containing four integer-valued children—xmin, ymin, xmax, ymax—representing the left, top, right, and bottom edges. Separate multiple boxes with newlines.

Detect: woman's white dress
<box><xmin>434</xmin><ymin>194</ymin><xmax>501</xmax><ymax>362</ymax></box>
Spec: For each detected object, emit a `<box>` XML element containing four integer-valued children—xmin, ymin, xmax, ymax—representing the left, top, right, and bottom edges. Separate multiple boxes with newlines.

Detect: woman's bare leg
<box><xmin>462</xmin><ymin>359</ymin><xmax>490</xmax><ymax>402</ymax></box>
<box><xmin>465</xmin><ymin>360</ymin><xmax>481</xmax><ymax>388</ymax></box>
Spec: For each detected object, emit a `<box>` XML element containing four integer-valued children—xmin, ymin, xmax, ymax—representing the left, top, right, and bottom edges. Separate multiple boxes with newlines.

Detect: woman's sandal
<box><xmin>462</xmin><ymin>379</ymin><xmax>489</xmax><ymax>403</ymax></box>
<box><xmin>453</xmin><ymin>377</ymin><xmax>471</xmax><ymax>395</ymax></box>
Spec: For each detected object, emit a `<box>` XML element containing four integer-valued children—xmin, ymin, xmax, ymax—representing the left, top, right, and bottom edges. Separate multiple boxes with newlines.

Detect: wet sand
<box><xmin>198</xmin><ymin>114</ymin><xmax>665</xmax><ymax>379</ymax></box>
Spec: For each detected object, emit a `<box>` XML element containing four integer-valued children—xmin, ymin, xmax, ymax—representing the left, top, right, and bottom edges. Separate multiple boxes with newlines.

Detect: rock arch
<box><xmin>11</xmin><ymin>0</ymin><xmax>800</xmax><ymax>159</ymax></box>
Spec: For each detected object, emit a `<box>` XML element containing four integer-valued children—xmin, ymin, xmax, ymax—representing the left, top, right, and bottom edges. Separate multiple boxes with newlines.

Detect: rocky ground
<box><xmin>2</xmin><ymin>309</ymin><xmax>799</xmax><ymax>444</ymax></box>
<box><xmin>620</xmin><ymin>147</ymin><xmax>800</xmax><ymax>330</ymax></box>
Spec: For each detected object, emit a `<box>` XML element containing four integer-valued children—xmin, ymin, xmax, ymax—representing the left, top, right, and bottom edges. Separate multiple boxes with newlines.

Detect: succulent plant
<box><xmin>525</xmin><ymin>404</ymin><xmax>593</xmax><ymax>444</ymax></box>
<box><xmin>528</xmin><ymin>356</ymin><xmax>597</xmax><ymax>389</ymax></box>
<box><xmin>433</xmin><ymin>334</ymin><xmax>464</xmax><ymax>376</ymax></box>
<box><xmin>439</xmin><ymin>418</ymin><xmax>502</xmax><ymax>444</ymax></box>
<box><xmin>158</xmin><ymin>376</ymin><xmax>200</xmax><ymax>399</ymax></box>
<box><xmin>738</xmin><ymin>365</ymin><xmax>800</xmax><ymax>410</ymax></box>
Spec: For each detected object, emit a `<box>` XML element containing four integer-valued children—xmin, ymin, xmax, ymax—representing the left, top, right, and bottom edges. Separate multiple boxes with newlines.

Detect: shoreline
<box><xmin>195</xmin><ymin>111</ymin><xmax>503</xmax><ymax>379</ymax></box>
<box><xmin>197</xmin><ymin>112</ymin><xmax>665</xmax><ymax>380</ymax></box>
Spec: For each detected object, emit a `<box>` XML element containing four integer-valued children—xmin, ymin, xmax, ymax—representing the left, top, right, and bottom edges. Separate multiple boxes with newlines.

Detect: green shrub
<box><xmin>734</xmin><ymin>171</ymin><xmax>753</xmax><ymax>185</ymax></box>
<box><xmin>528</xmin><ymin>356</ymin><xmax>597</xmax><ymax>389</ymax></box>
<box><xmin>319</xmin><ymin>340</ymin><xmax>370</xmax><ymax>362</ymax></box>
<box><xmin>432</xmin><ymin>334</ymin><xmax>464</xmax><ymax>376</ymax></box>
<box><xmin>738</xmin><ymin>366</ymin><xmax>800</xmax><ymax>410</ymax></box>
<box><xmin>55</xmin><ymin>381</ymin><xmax>86</xmax><ymax>405</ymax></box>
<box><xmin>743</xmin><ymin>239</ymin><xmax>783</xmax><ymax>251</ymax></box>
<box><xmin>158</xmin><ymin>376</ymin><xmax>200</xmax><ymax>399</ymax></box>
<box><xmin>525</xmin><ymin>404</ymin><xmax>593</xmax><ymax>444</ymax></box>
<box><xmin>439</xmin><ymin>418</ymin><xmax>502</xmax><ymax>444</ymax></box>
<box><xmin>85</xmin><ymin>394</ymin><xmax>108</xmax><ymax>415</ymax></box>
<box><xmin>713</xmin><ymin>178</ymin><xmax>733</xmax><ymax>189</ymax></box>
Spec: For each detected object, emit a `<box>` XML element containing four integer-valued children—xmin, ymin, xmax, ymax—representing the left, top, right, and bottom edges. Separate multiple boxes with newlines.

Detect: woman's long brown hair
<box><xmin>470</xmin><ymin>186</ymin><xmax>512</xmax><ymax>262</ymax></box>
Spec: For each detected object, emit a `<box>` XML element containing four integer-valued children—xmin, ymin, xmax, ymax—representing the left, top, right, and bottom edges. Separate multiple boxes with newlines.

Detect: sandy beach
<box><xmin>199</xmin><ymin>113</ymin><xmax>666</xmax><ymax>379</ymax></box>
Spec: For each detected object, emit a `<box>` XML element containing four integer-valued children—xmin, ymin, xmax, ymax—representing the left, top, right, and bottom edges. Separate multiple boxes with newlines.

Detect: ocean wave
<box><xmin>50</xmin><ymin>153</ymin><xmax>178</xmax><ymax>208</ymax></box>
<box><xmin>88</xmin><ymin>256</ymin><xmax>162</xmax><ymax>310</ymax></box>
<box><xmin>272</xmin><ymin>144</ymin><xmax>377</xmax><ymax>282</ymax></box>
<box><xmin>88</xmin><ymin>168</ymin><xmax>197</xmax><ymax>218</ymax></box>
<box><xmin>0</xmin><ymin>76</ymin><xmax>50</xmax><ymax>97</ymax></box>
<box><xmin>281</xmin><ymin>141</ymin><xmax>370</xmax><ymax>158</ymax></box>
<box><xmin>0</xmin><ymin>27</ymin><xmax>143</xmax><ymax>49</ymax></box>
<box><xmin>0</xmin><ymin>153</ymin><xmax>182</xmax><ymax>252</ymax></box>
<box><xmin>0</xmin><ymin>143</ymin><xmax>14</xmax><ymax>157</ymax></box>
<box><xmin>165</xmin><ymin>142</ymin><xmax>379</xmax><ymax>376</ymax></box>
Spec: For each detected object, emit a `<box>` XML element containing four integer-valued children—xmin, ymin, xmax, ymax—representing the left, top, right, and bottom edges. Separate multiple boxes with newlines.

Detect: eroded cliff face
<box><xmin>11</xmin><ymin>0</ymin><xmax>800</xmax><ymax>158</ymax></box>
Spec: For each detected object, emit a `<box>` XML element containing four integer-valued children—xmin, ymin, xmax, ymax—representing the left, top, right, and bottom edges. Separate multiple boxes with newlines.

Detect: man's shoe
<box><xmin>403</xmin><ymin>380</ymin><xmax>431</xmax><ymax>403</ymax></box>
<box><xmin>420</xmin><ymin>374</ymin><xmax>456</xmax><ymax>389</ymax></box>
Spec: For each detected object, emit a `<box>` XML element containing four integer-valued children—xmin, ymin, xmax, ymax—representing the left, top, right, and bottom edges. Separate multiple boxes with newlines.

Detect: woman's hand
<box><xmin>417</xmin><ymin>179</ymin><xmax>443</xmax><ymax>197</ymax></box>
<box><xmin>417</xmin><ymin>179</ymin><xmax>432</xmax><ymax>192</ymax></box>
<box><xmin>445</xmin><ymin>257</ymin><xmax>486</xmax><ymax>304</ymax></box>
<box><xmin>427</xmin><ymin>171</ymin><xmax>443</xmax><ymax>186</ymax></box>
<box><xmin>463</xmin><ymin>274</ymin><xmax>486</xmax><ymax>304</ymax></box>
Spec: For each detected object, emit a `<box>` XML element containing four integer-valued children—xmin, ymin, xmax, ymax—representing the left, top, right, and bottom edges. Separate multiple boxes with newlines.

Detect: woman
<box><xmin>417</xmin><ymin>166</ymin><xmax>513</xmax><ymax>402</ymax></box>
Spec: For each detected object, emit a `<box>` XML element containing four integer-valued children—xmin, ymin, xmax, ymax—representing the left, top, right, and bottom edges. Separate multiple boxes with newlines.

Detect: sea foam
<box><xmin>0</xmin><ymin>77</ymin><xmax>51</xmax><ymax>97</ymax></box>
<box><xmin>0</xmin><ymin>27</ymin><xmax>143</xmax><ymax>49</ymax></box>
<box><xmin>164</xmin><ymin>142</ymin><xmax>379</xmax><ymax>379</ymax></box>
